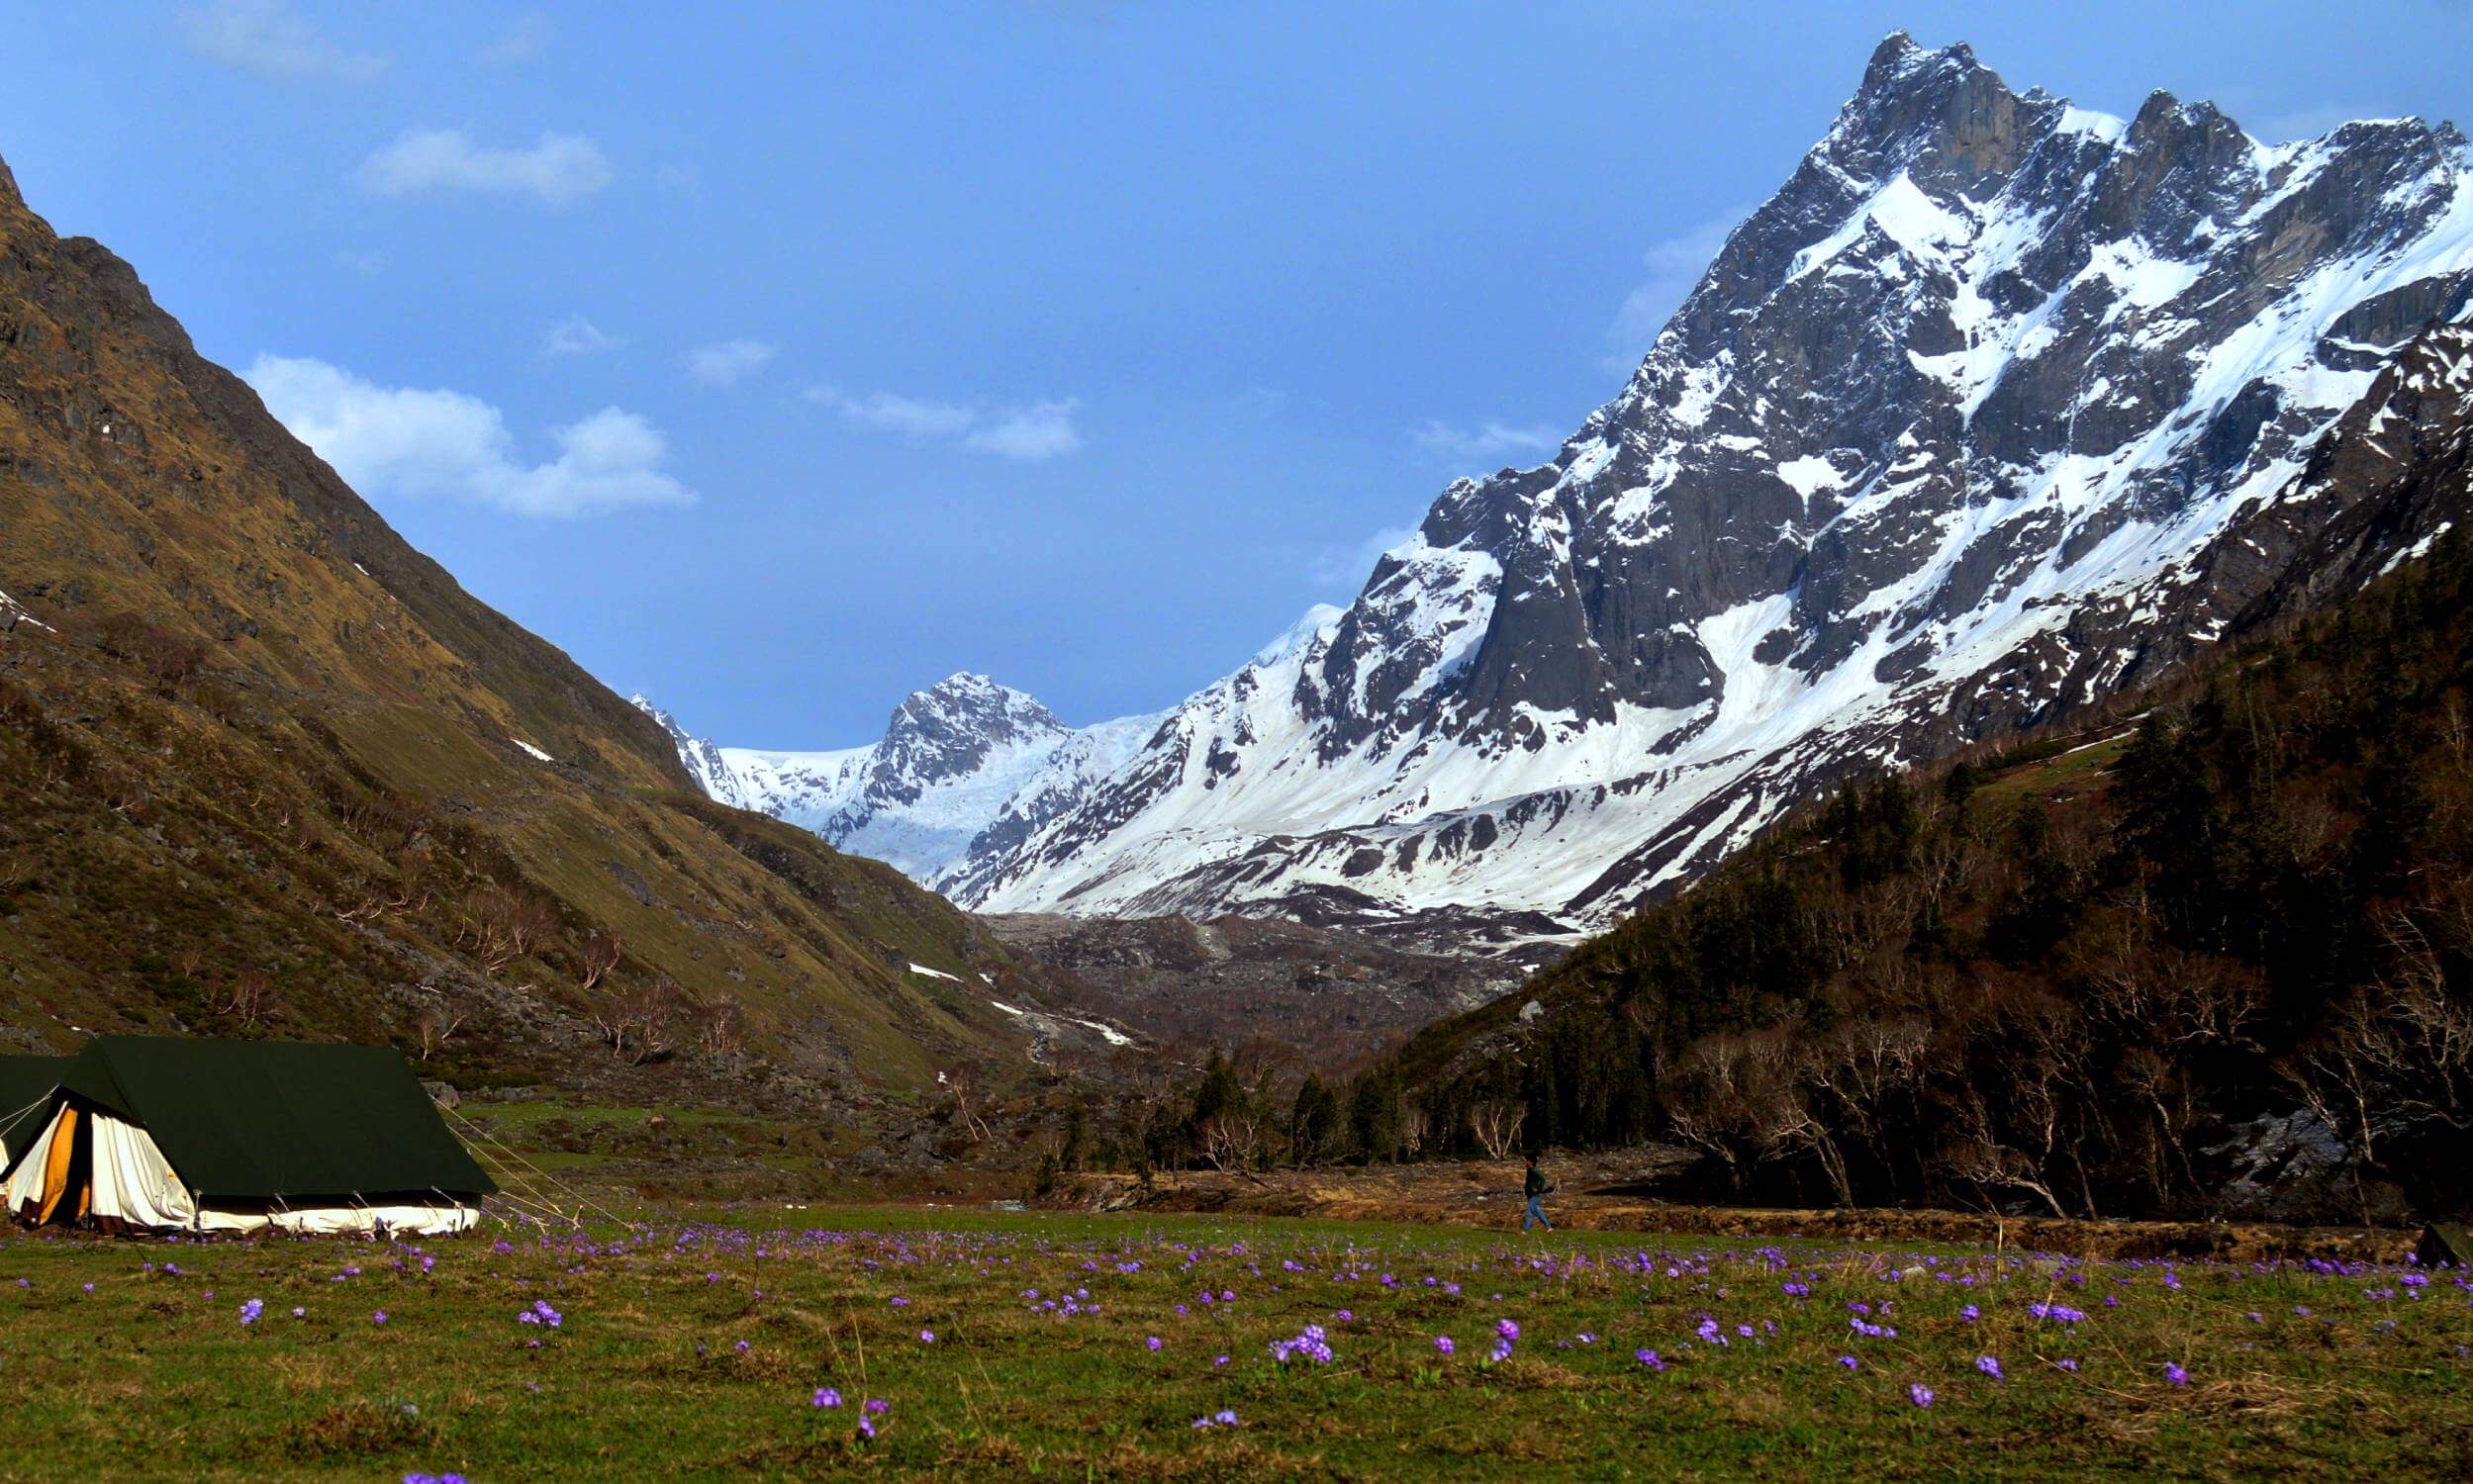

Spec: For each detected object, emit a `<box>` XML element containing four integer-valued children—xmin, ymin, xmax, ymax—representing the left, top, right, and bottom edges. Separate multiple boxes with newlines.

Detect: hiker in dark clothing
<box><xmin>1522</xmin><ymin>1153</ymin><xmax>1554</xmax><ymax>1233</ymax></box>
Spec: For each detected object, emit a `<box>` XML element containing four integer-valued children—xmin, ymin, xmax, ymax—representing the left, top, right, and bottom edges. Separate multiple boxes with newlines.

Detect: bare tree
<box><xmin>603</xmin><ymin>975</ymin><xmax>685</xmax><ymax>1064</ymax></box>
<box><xmin>692</xmin><ymin>996</ymin><xmax>746</xmax><ymax>1056</ymax></box>
<box><xmin>1197</xmin><ymin>1107</ymin><xmax>1270</xmax><ymax>1172</ymax></box>
<box><xmin>414</xmin><ymin>1000</ymin><xmax>465</xmax><ymax>1062</ymax></box>
<box><xmin>2281</xmin><ymin>916</ymin><xmax>2473</xmax><ymax>1221</ymax></box>
<box><xmin>1939</xmin><ymin>1080</ymin><xmax>2068</xmax><ymax>1219</ymax></box>
<box><xmin>1659</xmin><ymin>1035</ymin><xmax>1760</xmax><ymax>1194</ymax></box>
<box><xmin>463</xmin><ymin>885</ymin><xmax>563</xmax><ymax>974</ymax></box>
<box><xmin>1471</xmin><ymin>1099</ymin><xmax>1527</xmax><ymax>1161</ymax></box>
<box><xmin>948</xmin><ymin>1064</ymin><xmax>993</xmax><ymax>1144</ymax></box>
<box><xmin>219</xmin><ymin>969</ymin><xmax>274</xmax><ymax>1029</ymax></box>
<box><xmin>578</xmin><ymin>929</ymin><xmax>623</xmax><ymax>992</ymax></box>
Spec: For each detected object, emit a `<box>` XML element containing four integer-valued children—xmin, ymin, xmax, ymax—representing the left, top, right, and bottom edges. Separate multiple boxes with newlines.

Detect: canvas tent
<box><xmin>2418</xmin><ymin>1221</ymin><xmax>2473</xmax><ymax>1269</ymax></box>
<box><xmin>0</xmin><ymin>1055</ymin><xmax>71</xmax><ymax>1168</ymax></box>
<box><xmin>2</xmin><ymin>1036</ymin><xmax>494</xmax><ymax>1237</ymax></box>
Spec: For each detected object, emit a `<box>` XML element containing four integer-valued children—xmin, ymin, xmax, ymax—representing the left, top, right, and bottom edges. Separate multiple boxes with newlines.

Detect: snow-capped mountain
<box><xmin>665</xmin><ymin>35</ymin><xmax>2473</xmax><ymax>943</ymax></box>
<box><xmin>634</xmin><ymin>677</ymin><xmax>1158</xmax><ymax>883</ymax></box>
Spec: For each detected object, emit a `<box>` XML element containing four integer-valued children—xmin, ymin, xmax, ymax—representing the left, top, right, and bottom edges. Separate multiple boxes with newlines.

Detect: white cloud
<box><xmin>965</xmin><ymin>400</ymin><xmax>1083</xmax><ymax>461</ymax></box>
<box><xmin>686</xmin><ymin>338</ymin><xmax>778</xmax><ymax>387</ymax></box>
<box><xmin>1603</xmin><ymin>209</ymin><xmax>1746</xmax><ymax>370</ymax></box>
<box><xmin>828</xmin><ymin>390</ymin><xmax>978</xmax><ymax>437</ymax></box>
<box><xmin>1412</xmin><ymin>418</ymin><xmax>1563</xmax><ymax>464</ymax></box>
<box><xmin>479</xmin><ymin>13</ymin><xmax>553</xmax><ymax>65</ymax></box>
<box><xmin>356</xmin><ymin>130</ymin><xmax>613</xmax><ymax>205</ymax></box>
<box><xmin>542</xmin><ymin>315</ymin><xmax>620</xmax><ymax>356</ymax></box>
<box><xmin>245</xmin><ymin>354</ymin><xmax>695</xmax><ymax>518</ymax></box>
<box><xmin>810</xmin><ymin>386</ymin><xmax>1085</xmax><ymax>461</ymax></box>
<box><xmin>182</xmin><ymin>0</ymin><xmax>382</xmax><ymax>81</ymax></box>
<box><xmin>1312</xmin><ymin>522</ymin><xmax>1418</xmax><ymax>590</ymax></box>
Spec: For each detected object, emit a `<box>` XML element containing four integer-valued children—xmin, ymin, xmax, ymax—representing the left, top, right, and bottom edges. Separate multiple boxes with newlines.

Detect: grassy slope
<box><xmin>0</xmin><ymin>1207</ymin><xmax>2463</xmax><ymax>1479</ymax></box>
<box><xmin>0</xmin><ymin>153</ymin><xmax>1057</xmax><ymax>1108</ymax></box>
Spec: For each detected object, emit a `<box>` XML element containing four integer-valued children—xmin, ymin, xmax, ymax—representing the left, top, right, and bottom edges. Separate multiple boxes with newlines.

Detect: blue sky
<box><xmin>5</xmin><ymin>2</ymin><xmax>2469</xmax><ymax>744</ymax></box>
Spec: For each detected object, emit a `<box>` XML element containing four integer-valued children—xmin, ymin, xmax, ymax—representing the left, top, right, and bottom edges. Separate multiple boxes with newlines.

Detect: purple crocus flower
<box><xmin>1910</xmin><ymin>1383</ymin><xmax>1935</xmax><ymax>1408</ymax></box>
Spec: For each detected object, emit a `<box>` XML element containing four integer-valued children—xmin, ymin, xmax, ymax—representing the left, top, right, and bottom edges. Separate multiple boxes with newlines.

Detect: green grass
<box><xmin>2</xmin><ymin>1206</ymin><xmax>2467</xmax><ymax>1479</ymax></box>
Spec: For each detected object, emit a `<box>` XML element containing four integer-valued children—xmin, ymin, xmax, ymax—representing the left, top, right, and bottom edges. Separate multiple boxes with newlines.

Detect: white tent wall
<box><xmin>1</xmin><ymin>1105</ymin><xmax>66</xmax><ymax>1217</ymax></box>
<box><xmin>87</xmin><ymin>1109</ymin><xmax>194</xmax><ymax>1229</ymax></box>
<box><xmin>4</xmin><ymin>1103</ymin><xmax>481</xmax><ymax>1237</ymax></box>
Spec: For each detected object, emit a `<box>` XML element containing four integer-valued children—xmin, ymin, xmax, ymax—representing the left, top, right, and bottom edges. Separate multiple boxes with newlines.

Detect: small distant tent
<box><xmin>0</xmin><ymin>1055</ymin><xmax>72</xmax><ymax>1167</ymax></box>
<box><xmin>2418</xmin><ymin>1221</ymin><xmax>2473</xmax><ymax>1270</ymax></box>
<box><xmin>1</xmin><ymin>1036</ymin><xmax>495</xmax><ymax>1237</ymax></box>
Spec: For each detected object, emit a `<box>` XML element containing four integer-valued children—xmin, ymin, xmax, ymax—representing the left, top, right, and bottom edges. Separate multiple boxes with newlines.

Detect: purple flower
<box><xmin>238</xmin><ymin>1298</ymin><xmax>263</xmax><ymax>1326</ymax></box>
<box><xmin>1635</xmin><ymin>1348</ymin><xmax>1666</xmax><ymax>1371</ymax></box>
<box><xmin>2164</xmin><ymin>1362</ymin><xmax>2189</xmax><ymax>1387</ymax></box>
<box><xmin>1146</xmin><ymin>1335</ymin><xmax>1162</xmax><ymax>1351</ymax></box>
<box><xmin>1434</xmin><ymin>1336</ymin><xmax>1455</xmax><ymax>1355</ymax></box>
<box><xmin>919</xmin><ymin>1330</ymin><xmax>935</xmax><ymax>1344</ymax></box>
<box><xmin>1838</xmin><ymin>1354</ymin><xmax>1858</xmax><ymax>1370</ymax></box>
<box><xmin>373</xmin><ymin>1311</ymin><xmax>388</xmax><ymax>1326</ymax></box>
<box><xmin>812</xmin><ymin>1387</ymin><xmax>841</xmax><ymax>1409</ymax></box>
<box><xmin>1909</xmin><ymin>1383</ymin><xmax>1935</xmax><ymax>1408</ymax></box>
<box><xmin>1975</xmin><ymin>1354</ymin><xmax>2003</xmax><ymax>1380</ymax></box>
<box><xmin>864</xmin><ymin>1398</ymin><xmax>888</xmax><ymax>1415</ymax></box>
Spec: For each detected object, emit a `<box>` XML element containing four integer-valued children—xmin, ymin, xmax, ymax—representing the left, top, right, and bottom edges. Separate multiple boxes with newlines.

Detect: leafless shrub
<box><xmin>601</xmin><ymin>974</ymin><xmax>684</xmax><ymax>1064</ymax></box>
<box><xmin>578</xmin><ymin>928</ymin><xmax>622</xmax><ymax>991</ymax></box>
<box><xmin>414</xmin><ymin>1000</ymin><xmax>465</xmax><ymax>1061</ymax></box>
<box><xmin>462</xmin><ymin>885</ymin><xmax>561</xmax><ymax>973</ymax></box>
<box><xmin>219</xmin><ymin>968</ymin><xmax>274</xmax><ymax>1028</ymax></box>
<box><xmin>96</xmin><ymin>612</ymin><xmax>207</xmax><ymax>691</ymax></box>
<box><xmin>691</xmin><ymin>996</ymin><xmax>745</xmax><ymax>1056</ymax></box>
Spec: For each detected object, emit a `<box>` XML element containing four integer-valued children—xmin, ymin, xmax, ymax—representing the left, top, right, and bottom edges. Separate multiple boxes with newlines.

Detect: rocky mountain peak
<box><xmin>917</xmin><ymin>37</ymin><xmax>2473</xmax><ymax>937</ymax></box>
<box><xmin>873</xmin><ymin>673</ymin><xmax>1069</xmax><ymax>801</ymax></box>
<box><xmin>660</xmin><ymin>38</ymin><xmax>2473</xmax><ymax>957</ymax></box>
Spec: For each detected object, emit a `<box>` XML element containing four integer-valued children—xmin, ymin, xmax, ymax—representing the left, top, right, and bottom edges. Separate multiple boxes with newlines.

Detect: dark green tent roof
<box><xmin>0</xmin><ymin>1054</ymin><xmax>72</xmax><ymax>1162</ymax></box>
<box><xmin>58</xmin><ymin>1037</ymin><xmax>495</xmax><ymax>1203</ymax></box>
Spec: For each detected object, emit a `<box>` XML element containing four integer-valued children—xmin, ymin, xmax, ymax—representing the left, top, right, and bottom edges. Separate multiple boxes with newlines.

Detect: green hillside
<box><xmin>0</xmin><ymin>151</ymin><xmax>1064</xmax><ymax>1121</ymax></box>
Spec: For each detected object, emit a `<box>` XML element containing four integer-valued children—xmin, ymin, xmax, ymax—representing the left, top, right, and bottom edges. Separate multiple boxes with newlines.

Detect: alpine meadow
<box><xmin>4</xmin><ymin>7</ymin><xmax>2473</xmax><ymax>1480</ymax></box>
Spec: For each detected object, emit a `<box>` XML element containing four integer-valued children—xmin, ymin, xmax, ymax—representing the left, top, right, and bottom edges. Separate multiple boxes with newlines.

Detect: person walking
<box><xmin>1521</xmin><ymin>1153</ymin><xmax>1554</xmax><ymax>1233</ymax></box>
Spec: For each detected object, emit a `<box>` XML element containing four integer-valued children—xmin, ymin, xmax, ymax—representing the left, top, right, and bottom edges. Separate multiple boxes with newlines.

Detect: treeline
<box><xmin>1318</xmin><ymin>530</ymin><xmax>2473</xmax><ymax>1222</ymax></box>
